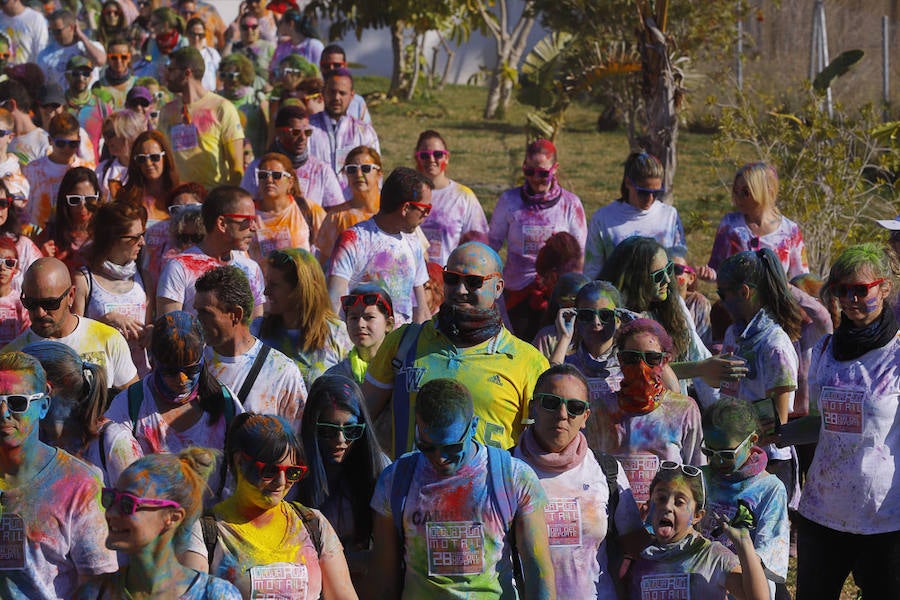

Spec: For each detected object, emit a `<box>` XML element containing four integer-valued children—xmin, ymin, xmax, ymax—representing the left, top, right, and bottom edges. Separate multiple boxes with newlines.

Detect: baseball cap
<box><xmin>66</xmin><ymin>55</ymin><xmax>94</xmax><ymax>71</ymax></box>
<box><xmin>126</xmin><ymin>86</ymin><xmax>153</xmax><ymax>106</ymax></box>
<box><xmin>38</xmin><ymin>83</ymin><xmax>65</xmax><ymax>107</ymax></box>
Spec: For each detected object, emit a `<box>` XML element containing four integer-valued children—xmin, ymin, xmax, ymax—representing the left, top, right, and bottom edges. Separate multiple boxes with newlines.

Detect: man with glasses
<box><xmin>0</xmin><ymin>0</ymin><xmax>48</xmax><ymax>65</ymax></box>
<box><xmin>370</xmin><ymin>378</ymin><xmax>554</xmax><ymax>599</ymax></box>
<box><xmin>61</xmin><ymin>55</ymin><xmax>115</xmax><ymax>163</ymax></box>
<box><xmin>241</xmin><ymin>105</ymin><xmax>343</xmax><ymax>208</ymax></box>
<box><xmin>309</xmin><ymin>68</ymin><xmax>380</xmax><ymax>178</ymax></box>
<box><xmin>327</xmin><ymin>167</ymin><xmax>431</xmax><ymax>325</ymax></box>
<box><xmin>158</xmin><ymin>47</ymin><xmax>244</xmax><ymax>188</ymax></box>
<box><xmin>37</xmin><ymin>9</ymin><xmax>106</xmax><ymax>85</ymax></box>
<box><xmin>94</xmin><ymin>38</ymin><xmax>136</xmax><ymax>109</ymax></box>
<box><xmin>194</xmin><ymin>266</ymin><xmax>305</xmax><ymax>430</ymax></box>
<box><xmin>0</xmin><ymin>351</ymin><xmax>117</xmax><ymax>598</ymax></box>
<box><xmin>157</xmin><ymin>185</ymin><xmax>265</xmax><ymax>318</ymax></box>
<box><xmin>22</xmin><ymin>112</ymin><xmax>92</xmax><ymax>228</ymax></box>
<box><xmin>363</xmin><ymin>240</ymin><xmax>549</xmax><ymax>456</ymax></box>
<box><xmin>3</xmin><ymin>258</ymin><xmax>138</xmax><ymax>391</ymax></box>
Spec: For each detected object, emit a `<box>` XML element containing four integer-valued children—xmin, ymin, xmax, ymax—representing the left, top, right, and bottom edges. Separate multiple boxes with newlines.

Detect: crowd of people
<box><xmin>0</xmin><ymin>1</ymin><xmax>894</xmax><ymax>599</ymax></box>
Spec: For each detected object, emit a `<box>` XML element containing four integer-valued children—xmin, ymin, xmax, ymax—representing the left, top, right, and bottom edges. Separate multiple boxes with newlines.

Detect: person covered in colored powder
<box><xmin>363</xmin><ymin>241</ymin><xmax>549</xmax><ymax>456</ymax></box>
<box><xmin>0</xmin><ymin>351</ymin><xmax>117</xmax><ymax>598</ymax></box>
<box><xmin>370</xmin><ymin>378</ymin><xmax>555</xmax><ymax>599</ymax></box>
<box><xmin>513</xmin><ymin>364</ymin><xmax>648</xmax><ymax>598</ymax></box>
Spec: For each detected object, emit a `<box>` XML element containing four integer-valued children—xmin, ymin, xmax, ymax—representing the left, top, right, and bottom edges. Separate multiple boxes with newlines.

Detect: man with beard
<box><xmin>362</xmin><ymin>241</ymin><xmax>550</xmax><ymax>457</ymax></box>
<box><xmin>240</xmin><ymin>105</ymin><xmax>343</xmax><ymax>209</ymax></box>
<box><xmin>3</xmin><ymin>258</ymin><xmax>137</xmax><ymax>392</ymax></box>
<box><xmin>157</xmin><ymin>47</ymin><xmax>244</xmax><ymax>188</ymax></box>
<box><xmin>94</xmin><ymin>38</ymin><xmax>136</xmax><ymax>109</ymax></box>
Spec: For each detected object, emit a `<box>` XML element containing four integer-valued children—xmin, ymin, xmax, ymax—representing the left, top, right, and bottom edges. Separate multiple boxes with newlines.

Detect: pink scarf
<box><xmin>723</xmin><ymin>446</ymin><xmax>768</xmax><ymax>482</ymax></box>
<box><xmin>518</xmin><ymin>427</ymin><xmax>588</xmax><ymax>473</ymax></box>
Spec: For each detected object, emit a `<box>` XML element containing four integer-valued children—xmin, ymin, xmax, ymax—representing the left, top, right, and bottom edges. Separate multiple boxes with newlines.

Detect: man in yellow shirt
<box><xmin>363</xmin><ymin>242</ymin><xmax>549</xmax><ymax>456</ymax></box>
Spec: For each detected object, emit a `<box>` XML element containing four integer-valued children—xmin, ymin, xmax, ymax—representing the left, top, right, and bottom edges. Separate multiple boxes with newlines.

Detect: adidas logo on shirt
<box><xmin>487</xmin><ymin>374</ymin><xmax>503</xmax><ymax>386</ymax></box>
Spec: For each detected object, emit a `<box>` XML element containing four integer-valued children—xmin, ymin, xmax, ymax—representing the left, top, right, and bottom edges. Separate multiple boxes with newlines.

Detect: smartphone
<box><xmin>752</xmin><ymin>397</ymin><xmax>780</xmax><ymax>437</ymax></box>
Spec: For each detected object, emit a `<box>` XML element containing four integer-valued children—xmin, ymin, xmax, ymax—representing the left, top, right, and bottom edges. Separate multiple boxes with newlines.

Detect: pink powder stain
<box><xmin>176</xmin><ymin>254</ymin><xmax>220</xmax><ymax>276</ymax></box>
<box><xmin>192</xmin><ymin>108</ymin><xmax>218</xmax><ymax>133</ymax></box>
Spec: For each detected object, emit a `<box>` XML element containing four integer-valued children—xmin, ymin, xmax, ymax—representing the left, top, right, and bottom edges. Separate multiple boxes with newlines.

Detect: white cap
<box><xmin>876</xmin><ymin>215</ymin><xmax>900</xmax><ymax>231</ymax></box>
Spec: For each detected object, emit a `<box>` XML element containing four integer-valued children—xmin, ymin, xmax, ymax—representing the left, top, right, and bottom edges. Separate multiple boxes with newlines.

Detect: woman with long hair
<box><xmin>96</xmin><ymin>1</ymin><xmax>129</xmax><ymax>47</ymax></box>
<box><xmin>598</xmin><ymin>236</ymin><xmax>744</xmax><ymax>407</ymax></box>
<box><xmin>253</xmin><ymin>248</ymin><xmax>351</xmax><ymax>388</ymax></box>
<box><xmin>209</xmin><ymin>412</ymin><xmax>358</xmax><ymax>599</ymax></box>
<box><xmin>116</xmin><ymin>129</ymin><xmax>180</xmax><ymax>223</ymax></box>
<box><xmin>34</xmin><ymin>167</ymin><xmax>101</xmax><ymax>273</ymax></box>
<box><xmin>73</xmin><ymin>201</ymin><xmax>152</xmax><ymax>376</ymax></box>
<box><xmin>316</xmin><ymin>146</ymin><xmax>381</xmax><ymax>268</ymax></box>
<box><xmin>413</xmin><ymin>129</ymin><xmax>488</xmax><ymax>266</ymax></box>
<box><xmin>75</xmin><ymin>448</ymin><xmax>241</xmax><ymax>599</ymax></box>
<box><xmin>298</xmin><ymin>375</ymin><xmax>386</xmax><ymax>595</ymax></box>
<box><xmin>250</xmin><ymin>152</ymin><xmax>322</xmax><ymax>262</ymax></box>
<box><xmin>104</xmin><ymin>310</ymin><xmax>243</xmax><ymax>500</ymax></box>
<box><xmin>23</xmin><ymin>340</ymin><xmax>142</xmax><ymax>487</ymax></box>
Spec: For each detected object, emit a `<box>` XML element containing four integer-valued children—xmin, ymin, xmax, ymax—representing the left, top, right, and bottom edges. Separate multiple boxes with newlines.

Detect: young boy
<box><xmin>0</xmin><ymin>237</ymin><xmax>29</xmax><ymax>345</ymax></box>
<box><xmin>22</xmin><ymin>112</ymin><xmax>90</xmax><ymax>229</ymax></box>
<box><xmin>0</xmin><ymin>107</ymin><xmax>29</xmax><ymax>206</ymax></box>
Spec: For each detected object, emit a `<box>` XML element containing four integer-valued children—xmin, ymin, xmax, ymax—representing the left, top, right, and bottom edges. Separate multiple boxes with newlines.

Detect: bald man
<box><xmin>363</xmin><ymin>242</ymin><xmax>549</xmax><ymax>457</ymax></box>
<box><xmin>3</xmin><ymin>258</ymin><xmax>138</xmax><ymax>391</ymax></box>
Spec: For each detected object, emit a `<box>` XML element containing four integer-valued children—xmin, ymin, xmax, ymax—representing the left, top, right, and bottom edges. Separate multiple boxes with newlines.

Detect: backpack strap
<box><xmin>98</xmin><ymin>421</ymin><xmax>109</xmax><ymax>475</ymax></box>
<box><xmin>236</xmin><ymin>344</ymin><xmax>271</xmax><ymax>405</ymax></box>
<box><xmin>127</xmin><ymin>380</ymin><xmax>144</xmax><ymax>437</ymax></box>
<box><xmin>289</xmin><ymin>501</ymin><xmax>323</xmax><ymax>556</ymax></box>
<box><xmin>594</xmin><ymin>449</ymin><xmax>626</xmax><ymax>598</ymax></box>
<box><xmin>215</xmin><ymin>386</ymin><xmax>238</xmax><ymax>500</ymax></box>
<box><xmin>390</xmin><ymin>323</ymin><xmax>423</xmax><ymax>456</ymax></box>
<box><xmin>486</xmin><ymin>445</ymin><xmax>516</xmax><ymax>527</ymax></box>
<box><xmin>79</xmin><ymin>266</ymin><xmax>94</xmax><ymax>310</ymax></box>
<box><xmin>389</xmin><ymin>452</ymin><xmax>420</xmax><ymax>544</ymax></box>
<box><xmin>200</xmin><ymin>513</ymin><xmax>219</xmax><ymax>570</ymax></box>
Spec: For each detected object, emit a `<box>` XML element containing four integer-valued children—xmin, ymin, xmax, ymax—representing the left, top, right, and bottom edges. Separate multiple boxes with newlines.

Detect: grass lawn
<box><xmin>358</xmin><ymin>76</ymin><xmax>862</xmax><ymax>600</ymax></box>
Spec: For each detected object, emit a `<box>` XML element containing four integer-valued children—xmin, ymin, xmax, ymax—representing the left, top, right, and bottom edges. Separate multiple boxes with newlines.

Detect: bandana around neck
<box><xmin>97</xmin><ymin>260</ymin><xmax>137</xmax><ymax>281</ymax></box>
<box><xmin>436</xmin><ymin>303</ymin><xmax>502</xmax><ymax>346</ymax></box>
<box><xmin>150</xmin><ymin>367</ymin><xmax>201</xmax><ymax>406</ymax></box>
<box><xmin>832</xmin><ymin>302</ymin><xmax>899</xmax><ymax>361</ymax></box>
<box><xmin>616</xmin><ymin>360</ymin><xmax>666</xmax><ymax>414</ymax></box>
<box><xmin>273</xmin><ymin>140</ymin><xmax>308</xmax><ymax>168</ymax></box>
<box><xmin>518</xmin><ymin>427</ymin><xmax>588</xmax><ymax>473</ymax></box>
<box><xmin>520</xmin><ymin>175</ymin><xmax>562</xmax><ymax>208</ymax></box>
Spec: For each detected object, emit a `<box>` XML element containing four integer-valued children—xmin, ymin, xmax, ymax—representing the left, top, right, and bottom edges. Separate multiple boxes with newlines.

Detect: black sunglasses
<box><xmin>415</xmin><ymin>419</ymin><xmax>472</xmax><ymax>456</ymax></box>
<box><xmin>21</xmin><ymin>289</ymin><xmax>69</xmax><ymax>311</ymax></box>
<box><xmin>575</xmin><ymin>308</ymin><xmax>615</xmax><ymax>324</ymax></box>
<box><xmin>618</xmin><ymin>349</ymin><xmax>668</xmax><ymax>367</ymax></box>
<box><xmin>157</xmin><ymin>359</ymin><xmax>203</xmax><ymax>378</ymax></box>
<box><xmin>441</xmin><ymin>268</ymin><xmax>501</xmax><ymax>291</ymax></box>
<box><xmin>316</xmin><ymin>422</ymin><xmax>366</xmax><ymax>441</ymax></box>
<box><xmin>535</xmin><ymin>392</ymin><xmax>589</xmax><ymax>417</ymax></box>
<box><xmin>53</xmin><ymin>138</ymin><xmax>80</xmax><ymax>149</ymax></box>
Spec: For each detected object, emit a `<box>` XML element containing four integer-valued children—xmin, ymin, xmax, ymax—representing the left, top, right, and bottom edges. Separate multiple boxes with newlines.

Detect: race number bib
<box><xmin>425</xmin><ymin>521</ymin><xmax>485</xmax><ymax>576</ymax></box>
<box><xmin>544</xmin><ymin>498</ymin><xmax>582</xmax><ymax>547</ymax></box>
<box><xmin>616</xmin><ymin>453</ymin><xmax>659</xmax><ymax>503</ymax></box>
<box><xmin>170</xmin><ymin>123</ymin><xmax>200</xmax><ymax>152</ymax></box>
<box><xmin>249</xmin><ymin>562</ymin><xmax>308</xmax><ymax>599</ymax></box>
<box><xmin>640</xmin><ymin>573</ymin><xmax>691</xmax><ymax>600</ymax></box>
<box><xmin>819</xmin><ymin>386</ymin><xmax>864</xmax><ymax>434</ymax></box>
<box><xmin>0</xmin><ymin>306</ymin><xmax>19</xmax><ymax>343</ymax></box>
<box><xmin>257</xmin><ymin>228</ymin><xmax>292</xmax><ymax>257</ymax></box>
<box><xmin>0</xmin><ymin>514</ymin><xmax>26</xmax><ymax>570</ymax></box>
<box><xmin>521</xmin><ymin>225</ymin><xmax>554</xmax><ymax>255</ymax></box>
<box><xmin>104</xmin><ymin>303</ymin><xmax>145</xmax><ymax>322</ymax></box>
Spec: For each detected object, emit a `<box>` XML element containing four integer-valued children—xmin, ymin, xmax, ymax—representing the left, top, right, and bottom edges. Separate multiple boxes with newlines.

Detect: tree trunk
<box><xmin>405</xmin><ymin>33</ymin><xmax>423</xmax><ymax>100</ymax></box>
<box><xmin>481</xmin><ymin>0</ymin><xmax>537</xmax><ymax>119</ymax></box>
<box><xmin>388</xmin><ymin>20</ymin><xmax>407</xmax><ymax>99</ymax></box>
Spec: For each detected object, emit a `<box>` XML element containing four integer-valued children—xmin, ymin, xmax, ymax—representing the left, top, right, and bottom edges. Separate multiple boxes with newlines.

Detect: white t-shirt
<box><xmin>105</xmin><ymin>376</ymin><xmax>245</xmax><ymax>499</ymax></box>
<box><xmin>3</xmin><ymin>315</ymin><xmax>137</xmax><ymax>388</ymax></box>
<box><xmin>512</xmin><ymin>445</ymin><xmax>643</xmax><ymax>599</ymax></box>
<box><xmin>420</xmin><ymin>180</ymin><xmax>488</xmax><ymax>266</ymax></box>
<box><xmin>0</xmin><ymin>7</ymin><xmax>48</xmax><ymax>64</ymax></box>
<box><xmin>584</xmin><ymin>200</ymin><xmax>687</xmax><ymax>279</ymax></box>
<box><xmin>0</xmin><ymin>447</ymin><xmax>117</xmax><ymax>599</ymax></box>
<box><xmin>36</xmin><ymin>40</ymin><xmax>105</xmax><ymax>85</ymax></box>
<box><xmin>799</xmin><ymin>332</ymin><xmax>900</xmax><ymax>534</ymax></box>
<box><xmin>205</xmin><ymin>338</ymin><xmax>307</xmax><ymax>430</ymax></box>
<box><xmin>157</xmin><ymin>246</ymin><xmax>265</xmax><ymax>315</ymax></box>
<box><xmin>328</xmin><ymin>218</ymin><xmax>428</xmax><ymax>324</ymax></box>
<box><xmin>0</xmin><ymin>153</ymin><xmax>29</xmax><ymax>201</ymax></box>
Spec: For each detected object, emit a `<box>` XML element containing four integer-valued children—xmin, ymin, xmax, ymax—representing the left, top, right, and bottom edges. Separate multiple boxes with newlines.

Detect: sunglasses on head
<box><xmin>279</xmin><ymin>127</ymin><xmax>313</xmax><ymax>138</ymax></box>
<box><xmin>700</xmin><ymin>432</ymin><xmax>754</xmax><ymax>462</ymax></box>
<box><xmin>340</xmin><ymin>292</ymin><xmax>392</xmax><ymax>317</ymax></box>
<box><xmin>222</xmin><ymin>213</ymin><xmax>256</xmax><ymax>229</ymax></box>
<box><xmin>441</xmin><ymin>268</ymin><xmax>501</xmax><ymax>290</ymax></box>
<box><xmin>575</xmin><ymin>307</ymin><xmax>615</xmax><ymax>324</ymax></box>
<box><xmin>416</xmin><ymin>150</ymin><xmax>448</xmax><ymax>162</ymax></box>
<box><xmin>415</xmin><ymin>419</ymin><xmax>472</xmax><ymax>456</ymax></box>
<box><xmin>242</xmin><ymin>452</ymin><xmax>308</xmax><ymax>482</ymax></box>
<box><xmin>0</xmin><ymin>257</ymin><xmax>17</xmax><ymax>270</ymax></box>
<box><xmin>0</xmin><ymin>392</ymin><xmax>44</xmax><ymax>413</ymax></box>
<box><xmin>136</xmin><ymin>152</ymin><xmax>165</xmax><ymax>164</ymax></box>
<box><xmin>21</xmin><ymin>289</ymin><xmax>69</xmax><ymax>311</ymax></box>
<box><xmin>523</xmin><ymin>164</ymin><xmax>556</xmax><ymax>178</ymax></box>
<box><xmin>659</xmin><ymin>460</ymin><xmax>706</xmax><ymax>509</ymax></box>
<box><xmin>316</xmin><ymin>422</ymin><xmax>366</xmax><ymax>441</ymax></box>
<box><xmin>256</xmin><ymin>169</ymin><xmax>291</xmax><ymax>181</ymax></box>
<box><xmin>343</xmin><ymin>163</ymin><xmax>379</xmax><ymax>176</ymax></box>
<box><xmin>673</xmin><ymin>264</ymin><xmax>694</xmax><ymax>276</ymax></box>
<box><xmin>831</xmin><ymin>279</ymin><xmax>885</xmax><ymax>299</ymax></box>
<box><xmin>650</xmin><ymin>260</ymin><xmax>674</xmax><ymax>285</ymax></box>
<box><xmin>101</xmin><ymin>488</ymin><xmax>181</xmax><ymax>515</ymax></box>
<box><xmin>65</xmin><ymin>194</ymin><xmax>99</xmax><ymax>207</ymax></box>
<box><xmin>176</xmin><ymin>233</ymin><xmax>204</xmax><ymax>245</ymax></box>
<box><xmin>157</xmin><ymin>359</ymin><xmax>203</xmax><ymax>379</ymax></box>
<box><xmin>53</xmin><ymin>138</ymin><xmax>80</xmax><ymax>149</ymax></box>
<box><xmin>535</xmin><ymin>392</ymin><xmax>588</xmax><ymax>417</ymax></box>
<box><xmin>618</xmin><ymin>349</ymin><xmax>668</xmax><ymax>366</ymax></box>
